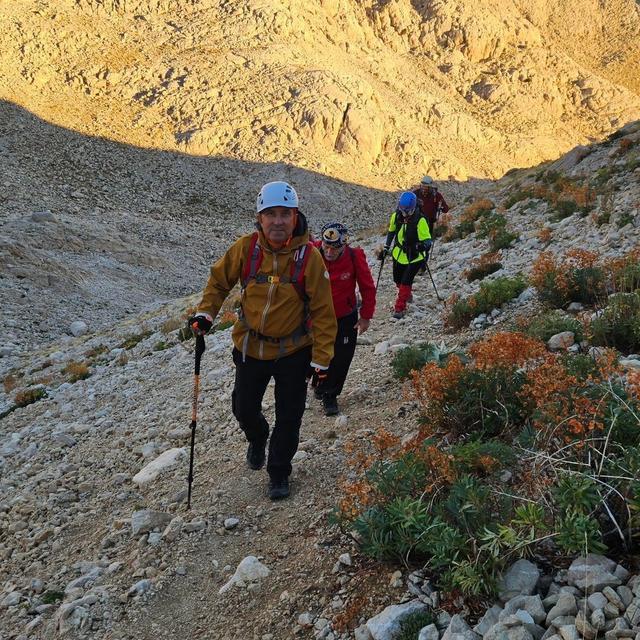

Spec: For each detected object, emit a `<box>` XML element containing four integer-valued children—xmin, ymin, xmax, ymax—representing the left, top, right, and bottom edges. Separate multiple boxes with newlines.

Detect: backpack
<box><xmin>241</xmin><ymin>232</ymin><xmax>312</xmax><ymax>300</ymax></box>
<box><xmin>391</xmin><ymin>211</ymin><xmax>424</xmax><ymax>261</ymax></box>
<box><xmin>238</xmin><ymin>232</ymin><xmax>313</xmax><ymax>358</ymax></box>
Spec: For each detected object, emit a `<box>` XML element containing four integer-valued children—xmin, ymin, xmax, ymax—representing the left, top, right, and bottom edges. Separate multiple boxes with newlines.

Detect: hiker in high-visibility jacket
<box><xmin>384</xmin><ymin>191</ymin><xmax>432</xmax><ymax>319</ymax></box>
<box><xmin>188</xmin><ymin>181</ymin><xmax>337</xmax><ymax>500</ymax></box>
<box><xmin>312</xmin><ymin>222</ymin><xmax>376</xmax><ymax>417</ymax></box>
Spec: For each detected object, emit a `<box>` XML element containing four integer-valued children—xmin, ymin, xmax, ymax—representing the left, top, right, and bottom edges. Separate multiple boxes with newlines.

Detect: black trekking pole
<box><xmin>375</xmin><ymin>253</ymin><xmax>386</xmax><ymax>292</ymax></box>
<box><xmin>187</xmin><ymin>334</ymin><xmax>206</xmax><ymax>510</ymax></box>
<box><xmin>425</xmin><ymin>261</ymin><xmax>445</xmax><ymax>304</ymax></box>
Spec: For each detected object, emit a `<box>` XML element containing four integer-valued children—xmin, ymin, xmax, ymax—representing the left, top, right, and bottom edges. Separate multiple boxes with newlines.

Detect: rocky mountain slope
<box><xmin>2</xmin><ymin>2</ymin><xmax>640</xmax><ymax>637</ymax></box>
<box><xmin>2</xmin><ymin>0</ymin><xmax>640</xmax><ymax>187</ymax></box>
<box><xmin>1</xmin><ymin>122</ymin><xmax>639</xmax><ymax>639</ymax></box>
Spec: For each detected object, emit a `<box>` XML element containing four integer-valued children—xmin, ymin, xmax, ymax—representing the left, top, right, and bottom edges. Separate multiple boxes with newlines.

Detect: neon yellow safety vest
<box><xmin>388</xmin><ymin>212</ymin><xmax>431</xmax><ymax>265</ymax></box>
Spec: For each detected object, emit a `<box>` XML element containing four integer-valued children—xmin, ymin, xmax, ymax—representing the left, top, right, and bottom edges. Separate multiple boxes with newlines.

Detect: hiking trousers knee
<box><xmin>315</xmin><ymin>311</ymin><xmax>358</xmax><ymax>399</ymax></box>
<box><xmin>231</xmin><ymin>346</ymin><xmax>311</xmax><ymax>480</ymax></box>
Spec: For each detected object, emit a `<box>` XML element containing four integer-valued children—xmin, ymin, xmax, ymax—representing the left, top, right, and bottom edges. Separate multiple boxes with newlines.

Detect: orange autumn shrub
<box><xmin>602</xmin><ymin>247</ymin><xmax>640</xmax><ymax>293</ymax></box>
<box><xmin>521</xmin><ymin>349</ymin><xmax>622</xmax><ymax>447</ymax></box>
<box><xmin>531</xmin><ymin>250</ymin><xmax>606</xmax><ymax>307</ymax></box>
<box><xmin>537</xmin><ymin>226</ymin><xmax>552</xmax><ymax>246</ymax></box>
<box><xmin>469</xmin><ymin>331</ymin><xmax>546</xmax><ymax>370</ymax></box>
<box><xmin>464</xmin><ymin>251</ymin><xmax>503</xmax><ymax>282</ymax></box>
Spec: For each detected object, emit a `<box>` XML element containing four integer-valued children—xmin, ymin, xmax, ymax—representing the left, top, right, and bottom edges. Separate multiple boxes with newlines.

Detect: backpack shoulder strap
<box><xmin>241</xmin><ymin>232</ymin><xmax>262</xmax><ymax>289</ymax></box>
<box><xmin>289</xmin><ymin>242</ymin><xmax>312</xmax><ymax>301</ymax></box>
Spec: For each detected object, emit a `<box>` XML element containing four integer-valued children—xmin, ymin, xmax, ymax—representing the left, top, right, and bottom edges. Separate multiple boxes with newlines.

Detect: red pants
<box><xmin>394</xmin><ymin>284</ymin><xmax>413</xmax><ymax>312</ymax></box>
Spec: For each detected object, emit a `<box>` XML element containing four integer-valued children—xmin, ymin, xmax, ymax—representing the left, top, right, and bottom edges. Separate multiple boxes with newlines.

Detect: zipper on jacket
<box><xmin>258</xmin><ymin>252</ymin><xmax>278</xmax><ymax>358</ymax></box>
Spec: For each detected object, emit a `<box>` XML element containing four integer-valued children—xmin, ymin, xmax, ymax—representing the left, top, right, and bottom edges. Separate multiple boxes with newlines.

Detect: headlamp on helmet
<box><xmin>321</xmin><ymin>222</ymin><xmax>349</xmax><ymax>247</ymax></box>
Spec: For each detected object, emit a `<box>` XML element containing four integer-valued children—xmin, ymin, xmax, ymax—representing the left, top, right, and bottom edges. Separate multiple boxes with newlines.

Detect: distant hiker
<box><xmin>188</xmin><ymin>181</ymin><xmax>337</xmax><ymax>500</ymax></box>
<box><xmin>384</xmin><ymin>191</ymin><xmax>432</xmax><ymax>319</ymax></box>
<box><xmin>413</xmin><ymin>175</ymin><xmax>449</xmax><ymax>235</ymax></box>
<box><xmin>312</xmin><ymin>222</ymin><xmax>376</xmax><ymax>416</ymax></box>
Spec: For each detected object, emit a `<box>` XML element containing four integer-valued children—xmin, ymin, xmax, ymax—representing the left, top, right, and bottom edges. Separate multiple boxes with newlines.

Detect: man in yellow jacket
<box><xmin>188</xmin><ymin>181</ymin><xmax>337</xmax><ymax>500</ymax></box>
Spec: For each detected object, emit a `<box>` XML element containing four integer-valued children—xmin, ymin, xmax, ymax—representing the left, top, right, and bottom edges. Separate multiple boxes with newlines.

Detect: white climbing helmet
<box><xmin>256</xmin><ymin>181</ymin><xmax>299</xmax><ymax>213</ymax></box>
<box><xmin>421</xmin><ymin>175</ymin><xmax>434</xmax><ymax>186</ymax></box>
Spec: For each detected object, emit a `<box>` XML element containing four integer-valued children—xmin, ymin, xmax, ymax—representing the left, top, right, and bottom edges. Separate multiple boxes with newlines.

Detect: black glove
<box><xmin>306</xmin><ymin>366</ymin><xmax>328</xmax><ymax>387</ymax></box>
<box><xmin>187</xmin><ymin>312</ymin><xmax>213</xmax><ymax>336</ymax></box>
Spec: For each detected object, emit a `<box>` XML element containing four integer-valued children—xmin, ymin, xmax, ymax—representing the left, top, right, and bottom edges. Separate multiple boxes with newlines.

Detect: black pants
<box><xmin>231</xmin><ymin>346</ymin><xmax>311</xmax><ymax>480</ymax></box>
<box><xmin>315</xmin><ymin>311</ymin><xmax>358</xmax><ymax>399</ymax></box>
<box><xmin>392</xmin><ymin>260</ymin><xmax>422</xmax><ymax>286</ymax></box>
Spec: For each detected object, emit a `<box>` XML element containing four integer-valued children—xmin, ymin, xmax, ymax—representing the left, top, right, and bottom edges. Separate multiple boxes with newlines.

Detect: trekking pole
<box><xmin>375</xmin><ymin>253</ymin><xmax>386</xmax><ymax>292</ymax></box>
<box><xmin>425</xmin><ymin>261</ymin><xmax>445</xmax><ymax>304</ymax></box>
<box><xmin>429</xmin><ymin>237</ymin><xmax>437</xmax><ymax>262</ymax></box>
<box><xmin>187</xmin><ymin>334</ymin><xmax>206</xmax><ymax>510</ymax></box>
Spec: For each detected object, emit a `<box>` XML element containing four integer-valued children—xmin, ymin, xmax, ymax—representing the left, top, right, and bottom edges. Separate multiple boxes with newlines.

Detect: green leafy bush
<box><xmin>531</xmin><ymin>251</ymin><xmax>607</xmax><ymax>308</ymax></box>
<box><xmin>525</xmin><ymin>311</ymin><xmax>584</xmax><ymax>343</ymax></box>
<box><xmin>391</xmin><ymin>342</ymin><xmax>465</xmax><ymax>380</ymax></box>
<box><xmin>435</xmin><ymin>367</ymin><xmax>530</xmax><ymax>438</ymax></box>
<box><xmin>591</xmin><ymin>292</ymin><xmax>640</xmax><ymax>354</ymax></box>
<box><xmin>120</xmin><ymin>331</ymin><xmax>152</xmax><ymax>350</ymax></box>
<box><xmin>397</xmin><ymin>611</ymin><xmax>435</xmax><ymax>640</ymax></box>
<box><xmin>503</xmin><ymin>188</ymin><xmax>535</xmax><ymax>209</ymax></box>
<box><xmin>337</xmin><ymin>331</ymin><xmax>640</xmax><ymax>598</ymax></box>
<box><xmin>466</xmin><ymin>261</ymin><xmax>502</xmax><ymax>282</ymax></box>
<box><xmin>41</xmin><ymin>590</ymin><xmax>65</xmax><ymax>604</ymax></box>
<box><xmin>612</xmin><ymin>264</ymin><xmax>640</xmax><ymax>295</ymax></box>
<box><xmin>15</xmin><ymin>387</ymin><xmax>47</xmax><ymax>407</ymax></box>
<box><xmin>476</xmin><ymin>213</ymin><xmax>519</xmax><ymax>251</ymax></box>
<box><xmin>450</xmin><ymin>439</ymin><xmax>516</xmax><ymax>474</ymax></box>
<box><xmin>452</xmin><ymin>199</ymin><xmax>495</xmax><ymax>239</ymax></box>
<box><xmin>591</xmin><ymin>167</ymin><xmax>615</xmax><ymax>189</ymax></box>
<box><xmin>490</xmin><ymin>228</ymin><xmax>518</xmax><ymax>251</ymax></box>
<box><xmin>448</xmin><ymin>276</ymin><xmax>528</xmax><ymax>330</ymax></box>
<box><xmin>551</xmin><ymin>199</ymin><xmax>579</xmax><ymax>221</ymax></box>
<box><xmin>617</xmin><ymin>212</ymin><xmax>635</xmax><ymax>228</ymax></box>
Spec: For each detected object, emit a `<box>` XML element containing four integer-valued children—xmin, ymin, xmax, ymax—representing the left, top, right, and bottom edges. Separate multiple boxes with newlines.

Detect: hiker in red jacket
<box><xmin>312</xmin><ymin>222</ymin><xmax>376</xmax><ymax>416</ymax></box>
<box><xmin>413</xmin><ymin>176</ymin><xmax>449</xmax><ymax>234</ymax></box>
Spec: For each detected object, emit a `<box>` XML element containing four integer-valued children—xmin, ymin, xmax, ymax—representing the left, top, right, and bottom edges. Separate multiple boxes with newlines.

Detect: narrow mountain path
<box><xmin>105</xmin><ymin>269</ymin><xmax>449</xmax><ymax>640</ymax></box>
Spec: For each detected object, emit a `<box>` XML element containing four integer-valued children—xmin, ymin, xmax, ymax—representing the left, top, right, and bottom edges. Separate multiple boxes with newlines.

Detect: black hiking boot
<box><xmin>322</xmin><ymin>395</ymin><xmax>339</xmax><ymax>416</ymax></box>
<box><xmin>268</xmin><ymin>476</ymin><xmax>290</xmax><ymax>500</ymax></box>
<box><xmin>246</xmin><ymin>439</ymin><xmax>267</xmax><ymax>471</ymax></box>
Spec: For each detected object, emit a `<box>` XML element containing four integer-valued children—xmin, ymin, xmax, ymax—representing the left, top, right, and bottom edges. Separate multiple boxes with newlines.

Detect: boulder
<box><xmin>485</xmin><ymin>623</ymin><xmax>534</xmax><ymax>640</ymax></box>
<box><xmin>69</xmin><ymin>321</ymin><xmax>88</xmax><ymax>337</ymax></box>
<box><xmin>442</xmin><ymin>614</ymin><xmax>480</xmax><ymax>640</ymax></box>
<box><xmin>132</xmin><ymin>448</ymin><xmax>186</xmax><ymax>486</ymax></box>
<box><xmin>219</xmin><ymin>556</ymin><xmax>270</xmax><ymax>594</ymax></box>
<box><xmin>499</xmin><ymin>560</ymin><xmax>541</xmax><ymax>600</ymax></box>
<box><xmin>546</xmin><ymin>594</ymin><xmax>577</xmax><ymax>626</ymax></box>
<box><xmin>474</xmin><ymin>605</ymin><xmax>503</xmax><ymax>635</ymax></box>
<box><xmin>566</xmin><ymin>555</ymin><xmax>620</xmax><ymax>593</ymax></box>
<box><xmin>547</xmin><ymin>332</ymin><xmax>575</xmax><ymax>351</ymax></box>
<box><xmin>502</xmin><ymin>596</ymin><xmax>546</xmax><ymax>625</ymax></box>
<box><xmin>419</xmin><ymin>624</ymin><xmax>440</xmax><ymax>640</ymax></box>
<box><xmin>131</xmin><ymin>510</ymin><xmax>173</xmax><ymax>535</ymax></box>
<box><xmin>366</xmin><ymin>600</ymin><xmax>430</xmax><ymax>640</ymax></box>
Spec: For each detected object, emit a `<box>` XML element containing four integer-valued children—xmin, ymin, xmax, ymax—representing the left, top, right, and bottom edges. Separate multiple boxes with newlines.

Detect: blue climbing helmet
<box><xmin>397</xmin><ymin>191</ymin><xmax>417</xmax><ymax>216</ymax></box>
<box><xmin>321</xmin><ymin>221</ymin><xmax>349</xmax><ymax>247</ymax></box>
